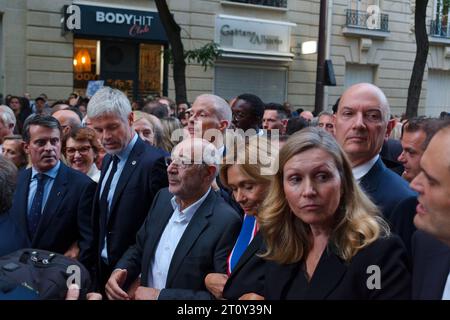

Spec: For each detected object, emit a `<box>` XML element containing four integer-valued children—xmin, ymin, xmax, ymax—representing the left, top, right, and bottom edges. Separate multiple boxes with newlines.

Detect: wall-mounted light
<box><xmin>301</xmin><ymin>41</ymin><xmax>317</xmax><ymax>54</ymax></box>
<box><xmin>73</xmin><ymin>48</ymin><xmax>91</xmax><ymax>72</ymax></box>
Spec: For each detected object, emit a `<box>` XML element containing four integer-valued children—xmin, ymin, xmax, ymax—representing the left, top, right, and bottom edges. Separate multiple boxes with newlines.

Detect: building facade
<box><xmin>0</xmin><ymin>0</ymin><xmax>449</xmax><ymax>116</ymax></box>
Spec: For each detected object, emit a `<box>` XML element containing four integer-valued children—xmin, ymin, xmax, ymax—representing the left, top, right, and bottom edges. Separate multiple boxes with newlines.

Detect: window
<box><xmin>214</xmin><ymin>64</ymin><xmax>287</xmax><ymax>103</ymax></box>
<box><xmin>426</xmin><ymin>69</ymin><xmax>450</xmax><ymax>116</ymax></box>
<box><xmin>345</xmin><ymin>0</ymin><xmax>388</xmax><ymax>32</ymax></box>
<box><xmin>345</xmin><ymin>64</ymin><xmax>375</xmax><ymax>88</ymax></box>
<box><xmin>431</xmin><ymin>0</ymin><xmax>450</xmax><ymax>37</ymax></box>
<box><xmin>225</xmin><ymin>0</ymin><xmax>287</xmax><ymax>9</ymax></box>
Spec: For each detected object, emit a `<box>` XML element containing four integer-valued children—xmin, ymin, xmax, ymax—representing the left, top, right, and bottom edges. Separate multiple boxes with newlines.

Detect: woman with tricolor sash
<box><xmin>204</xmin><ymin>137</ymin><xmax>277</xmax><ymax>300</ymax></box>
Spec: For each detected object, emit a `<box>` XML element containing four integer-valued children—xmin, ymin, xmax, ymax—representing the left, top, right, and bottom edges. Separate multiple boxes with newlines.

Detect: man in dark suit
<box><xmin>411</xmin><ymin>231</ymin><xmax>450</xmax><ymax>299</ymax></box>
<box><xmin>8</xmin><ymin>115</ymin><xmax>96</xmax><ymax>265</ymax></box>
<box><xmin>410</xmin><ymin>125</ymin><xmax>450</xmax><ymax>299</ymax></box>
<box><xmin>85</xmin><ymin>87</ymin><xmax>168</xmax><ymax>288</ymax></box>
<box><xmin>334</xmin><ymin>83</ymin><xmax>416</xmax><ymax>223</ymax></box>
<box><xmin>105</xmin><ymin>138</ymin><xmax>241</xmax><ymax>300</ymax></box>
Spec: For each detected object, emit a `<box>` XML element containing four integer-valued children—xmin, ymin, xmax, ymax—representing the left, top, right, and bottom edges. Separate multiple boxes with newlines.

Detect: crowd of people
<box><xmin>0</xmin><ymin>83</ymin><xmax>449</xmax><ymax>300</ymax></box>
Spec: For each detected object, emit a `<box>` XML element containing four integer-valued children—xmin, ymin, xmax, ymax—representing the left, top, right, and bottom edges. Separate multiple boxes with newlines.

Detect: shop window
<box><xmin>73</xmin><ymin>39</ymin><xmax>99</xmax><ymax>97</ymax></box>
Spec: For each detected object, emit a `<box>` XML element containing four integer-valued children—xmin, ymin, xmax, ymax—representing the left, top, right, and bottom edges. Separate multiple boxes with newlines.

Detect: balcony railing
<box><xmin>430</xmin><ymin>20</ymin><xmax>450</xmax><ymax>38</ymax></box>
<box><xmin>225</xmin><ymin>0</ymin><xmax>287</xmax><ymax>8</ymax></box>
<box><xmin>345</xmin><ymin>9</ymin><xmax>389</xmax><ymax>32</ymax></box>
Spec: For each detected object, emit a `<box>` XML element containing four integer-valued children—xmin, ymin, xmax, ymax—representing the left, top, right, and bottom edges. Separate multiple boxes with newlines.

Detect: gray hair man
<box><xmin>0</xmin><ymin>105</ymin><xmax>16</xmax><ymax>152</ymax></box>
<box><xmin>86</xmin><ymin>87</ymin><xmax>168</xmax><ymax>289</ymax></box>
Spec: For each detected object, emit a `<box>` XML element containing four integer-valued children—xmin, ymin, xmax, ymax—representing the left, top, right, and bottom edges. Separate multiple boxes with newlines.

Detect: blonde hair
<box><xmin>220</xmin><ymin>137</ymin><xmax>278</xmax><ymax>211</ymax></box>
<box><xmin>259</xmin><ymin>127</ymin><xmax>390</xmax><ymax>264</ymax></box>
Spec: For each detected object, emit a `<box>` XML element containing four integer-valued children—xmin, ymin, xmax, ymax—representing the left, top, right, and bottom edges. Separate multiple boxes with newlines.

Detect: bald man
<box><xmin>52</xmin><ymin>109</ymin><xmax>82</xmax><ymax>136</ymax></box>
<box><xmin>334</xmin><ymin>83</ymin><xmax>415</xmax><ymax>223</ymax></box>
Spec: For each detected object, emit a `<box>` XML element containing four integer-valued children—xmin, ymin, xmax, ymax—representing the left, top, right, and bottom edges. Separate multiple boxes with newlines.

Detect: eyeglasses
<box><xmin>66</xmin><ymin>145</ymin><xmax>92</xmax><ymax>156</ymax></box>
<box><xmin>164</xmin><ymin>156</ymin><xmax>207</xmax><ymax>169</ymax></box>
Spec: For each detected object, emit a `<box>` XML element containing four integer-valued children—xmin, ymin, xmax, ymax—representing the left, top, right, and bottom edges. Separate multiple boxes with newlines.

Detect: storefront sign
<box><xmin>215</xmin><ymin>15</ymin><xmax>295</xmax><ymax>58</ymax></box>
<box><xmin>66</xmin><ymin>4</ymin><xmax>167</xmax><ymax>41</ymax></box>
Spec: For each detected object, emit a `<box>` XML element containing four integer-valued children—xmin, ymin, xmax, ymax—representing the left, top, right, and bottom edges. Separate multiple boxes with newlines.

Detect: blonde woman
<box><xmin>257</xmin><ymin>127</ymin><xmax>410</xmax><ymax>299</ymax></box>
<box><xmin>205</xmin><ymin>138</ymin><xmax>277</xmax><ymax>300</ymax></box>
<box><xmin>132</xmin><ymin>111</ymin><xmax>164</xmax><ymax>149</ymax></box>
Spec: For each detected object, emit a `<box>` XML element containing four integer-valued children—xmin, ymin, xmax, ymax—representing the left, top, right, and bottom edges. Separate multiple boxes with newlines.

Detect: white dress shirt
<box><xmin>352</xmin><ymin>154</ymin><xmax>379</xmax><ymax>182</ymax></box>
<box><xmin>442</xmin><ymin>271</ymin><xmax>450</xmax><ymax>300</ymax></box>
<box><xmin>148</xmin><ymin>188</ymin><xmax>211</xmax><ymax>289</ymax></box>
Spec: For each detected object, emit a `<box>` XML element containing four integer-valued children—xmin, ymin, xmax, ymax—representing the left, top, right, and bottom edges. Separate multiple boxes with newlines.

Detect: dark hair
<box><xmin>286</xmin><ymin>117</ymin><xmax>309</xmax><ymax>135</ymax></box>
<box><xmin>143</xmin><ymin>101</ymin><xmax>169</xmax><ymax>119</ymax></box>
<box><xmin>0</xmin><ymin>156</ymin><xmax>18</xmax><ymax>214</ymax></box>
<box><xmin>332</xmin><ymin>97</ymin><xmax>341</xmax><ymax>114</ymax></box>
<box><xmin>264</xmin><ymin>102</ymin><xmax>290</xmax><ymax>119</ymax></box>
<box><xmin>22</xmin><ymin>114</ymin><xmax>62</xmax><ymax>143</ymax></box>
<box><xmin>401</xmin><ymin>117</ymin><xmax>448</xmax><ymax>150</ymax></box>
<box><xmin>236</xmin><ymin>93</ymin><xmax>265</xmax><ymax>120</ymax></box>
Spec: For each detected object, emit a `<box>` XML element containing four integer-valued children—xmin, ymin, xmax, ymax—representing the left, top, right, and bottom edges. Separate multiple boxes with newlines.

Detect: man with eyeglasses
<box><xmin>105</xmin><ymin>138</ymin><xmax>241</xmax><ymax>300</ymax></box>
<box><xmin>8</xmin><ymin>114</ymin><xmax>96</xmax><ymax>264</ymax></box>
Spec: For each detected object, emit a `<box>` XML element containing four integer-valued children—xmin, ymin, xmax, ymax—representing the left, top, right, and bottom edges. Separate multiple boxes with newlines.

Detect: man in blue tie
<box><xmin>8</xmin><ymin>114</ymin><xmax>96</xmax><ymax>267</ymax></box>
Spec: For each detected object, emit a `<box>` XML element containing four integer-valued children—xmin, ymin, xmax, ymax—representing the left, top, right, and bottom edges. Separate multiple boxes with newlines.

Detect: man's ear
<box><xmin>218</xmin><ymin>120</ymin><xmax>229</xmax><ymax>132</ymax></box>
<box><xmin>128</xmin><ymin>112</ymin><xmax>134</xmax><ymax>126</ymax></box>
<box><xmin>386</xmin><ymin>118</ymin><xmax>396</xmax><ymax>139</ymax></box>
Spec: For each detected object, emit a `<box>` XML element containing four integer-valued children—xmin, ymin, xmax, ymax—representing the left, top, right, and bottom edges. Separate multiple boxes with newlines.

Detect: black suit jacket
<box><xmin>360</xmin><ymin>158</ymin><xmax>416</xmax><ymax>222</ymax></box>
<box><xmin>9</xmin><ymin>162</ymin><xmax>96</xmax><ymax>265</ymax></box>
<box><xmin>222</xmin><ymin>232</ymin><xmax>266</xmax><ymax>300</ymax></box>
<box><xmin>90</xmin><ymin>137</ymin><xmax>168</xmax><ymax>276</ymax></box>
<box><xmin>264</xmin><ymin>235</ymin><xmax>411</xmax><ymax>300</ymax></box>
<box><xmin>116</xmin><ymin>188</ymin><xmax>242</xmax><ymax>300</ymax></box>
<box><xmin>412</xmin><ymin>231</ymin><xmax>450</xmax><ymax>300</ymax></box>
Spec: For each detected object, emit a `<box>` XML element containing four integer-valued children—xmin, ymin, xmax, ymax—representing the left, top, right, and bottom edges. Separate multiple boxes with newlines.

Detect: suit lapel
<box><xmin>421</xmin><ymin>244</ymin><xmax>450</xmax><ymax>298</ymax></box>
<box><xmin>306</xmin><ymin>246</ymin><xmax>347</xmax><ymax>299</ymax></box>
<box><xmin>108</xmin><ymin>139</ymin><xmax>144</xmax><ymax>223</ymax></box>
<box><xmin>165</xmin><ymin>191</ymin><xmax>215</xmax><ymax>288</ymax></box>
<box><xmin>141</xmin><ymin>193</ymin><xmax>174</xmax><ymax>284</ymax></box>
<box><xmin>228</xmin><ymin>233</ymin><xmax>263</xmax><ymax>280</ymax></box>
<box><xmin>32</xmin><ymin>164</ymin><xmax>68</xmax><ymax>245</ymax></box>
<box><xmin>359</xmin><ymin>158</ymin><xmax>384</xmax><ymax>193</ymax></box>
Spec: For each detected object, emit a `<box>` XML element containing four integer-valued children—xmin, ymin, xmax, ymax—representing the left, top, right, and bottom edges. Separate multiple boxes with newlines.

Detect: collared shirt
<box><xmin>101</xmin><ymin>133</ymin><xmax>138</xmax><ymax>262</ymax></box>
<box><xmin>27</xmin><ymin>161</ymin><xmax>61</xmax><ymax>216</ymax></box>
<box><xmin>148</xmin><ymin>188</ymin><xmax>211</xmax><ymax>289</ymax></box>
<box><xmin>87</xmin><ymin>163</ymin><xmax>101</xmax><ymax>183</ymax></box>
<box><xmin>442</xmin><ymin>271</ymin><xmax>450</xmax><ymax>300</ymax></box>
<box><xmin>352</xmin><ymin>154</ymin><xmax>379</xmax><ymax>182</ymax></box>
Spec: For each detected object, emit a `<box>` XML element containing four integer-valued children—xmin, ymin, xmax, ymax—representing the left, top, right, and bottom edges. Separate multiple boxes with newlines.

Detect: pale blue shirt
<box><xmin>101</xmin><ymin>133</ymin><xmax>138</xmax><ymax>262</ymax></box>
<box><xmin>148</xmin><ymin>188</ymin><xmax>211</xmax><ymax>289</ymax></box>
<box><xmin>27</xmin><ymin>161</ymin><xmax>61</xmax><ymax>216</ymax></box>
<box><xmin>442</xmin><ymin>271</ymin><xmax>450</xmax><ymax>300</ymax></box>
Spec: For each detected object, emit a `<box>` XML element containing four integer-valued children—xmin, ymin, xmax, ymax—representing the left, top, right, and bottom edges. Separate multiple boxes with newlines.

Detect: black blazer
<box><xmin>9</xmin><ymin>162</ymin><xmax>96</xmax><ymax>265</ymax></box>
<box><xmin>222</xmin><ymin>232</ymin><xmax>266</xmax><ymax>300</ymax></box>
<box><xmin>264</xmin><ymin>235</ymin><xmax>411</xmax><ymax>300</ymax></box>
<box><xmin>116</xmin><ymin>188</ymin><xmax>242</xmax><ymax>300</ymax></box>
<box><xmin>360</xmin><ymin>158</ymin><xmax>416</xmax><ymax>222</ymax></box>
<box><xmin>412</xmin><ymin>231</ymin><xmax>450</xmax><ymax>300</ymax></box>
<box><xmin>90</xmin><ymin>137</ymin><xmax>168</xmax><ymax>275</ymax></box>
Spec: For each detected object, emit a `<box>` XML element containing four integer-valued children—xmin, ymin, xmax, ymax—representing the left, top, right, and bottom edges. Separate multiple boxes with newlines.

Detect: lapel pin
<box><xmin>57</xmin><ymin>192</ymin><xmax>61</xmax><ymax>196</ymax></box>
<box><xmin>132</xmin><ymin>160</ymin><xmax>137</xmax><ymax>166</ymax></box>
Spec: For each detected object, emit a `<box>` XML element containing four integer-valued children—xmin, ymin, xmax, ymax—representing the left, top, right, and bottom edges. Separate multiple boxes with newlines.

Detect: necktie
<box><xmin>28</xmin><ymin>173</ymin><xmax>48</xmax><ymax>237</ymax></box>
<box><xmin>99</xmin><ymin>155</ymin><xmax>119</xmax><ymax>219</ymax></box>
<box><xmin>227</xmin><ymin>214</ymin><xmax>258</xmax><ymax>275</ymax></box>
